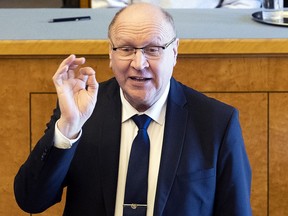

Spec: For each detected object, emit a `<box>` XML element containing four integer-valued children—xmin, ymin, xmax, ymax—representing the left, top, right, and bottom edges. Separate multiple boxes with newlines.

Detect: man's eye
<box><xmin>120</xmin><ymin>47</ymin><xmax>134</xmax><ymax>52</ymax></box>
<box><xmin>145</xmin><ymin>47</ymin><xmax>160</xmax><ymax>53</ymax></box>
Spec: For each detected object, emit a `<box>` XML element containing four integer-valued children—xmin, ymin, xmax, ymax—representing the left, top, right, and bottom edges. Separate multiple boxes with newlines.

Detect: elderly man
<box><xmin>14</xmin><ymin>3</ymin><xmax>252</xmax><ymax>216</ymax></box>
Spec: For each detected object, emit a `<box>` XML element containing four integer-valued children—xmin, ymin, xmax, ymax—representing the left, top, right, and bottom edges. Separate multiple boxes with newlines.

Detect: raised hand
<box><xmin>52</xmin><ymin>54</ymin><xmax>99</xmax><ymax>139</ymax></box>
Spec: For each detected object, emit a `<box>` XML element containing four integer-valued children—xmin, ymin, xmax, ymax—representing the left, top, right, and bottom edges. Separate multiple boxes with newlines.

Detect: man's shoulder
<box><xmin>98</xmin><ymin>78</ymin><xmax>119</xmax><ymax>95</ymax></box>
<box><xmin>99</xmin><ymin>77</ymin><xmax>118</xmax><ymax>89</ymax></box>
<box><xmin>172</xmin><ymin>79</ymin><xmax>235</xmax><ymax>114</ymax></box>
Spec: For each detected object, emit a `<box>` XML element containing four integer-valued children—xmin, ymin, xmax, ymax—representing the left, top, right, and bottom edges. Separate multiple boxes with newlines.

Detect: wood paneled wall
<box><xmin>1</xmin><ymin>52</ymin><xmax>288</xmax><ymax>215</ymax></box>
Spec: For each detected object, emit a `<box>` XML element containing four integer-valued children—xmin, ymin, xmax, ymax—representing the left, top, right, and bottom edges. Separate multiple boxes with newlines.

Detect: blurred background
<box><xmin>2</xmin><ymin>0</ymin><xmax>286</xmax><ymax>8</ymax></box>
<box><xmin>0</xmin><ymin>0</ymin><xmax>79</xmax><ymax>8</ymax></box>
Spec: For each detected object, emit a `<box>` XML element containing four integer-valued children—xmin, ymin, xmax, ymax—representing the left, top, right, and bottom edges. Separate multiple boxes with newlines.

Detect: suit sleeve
<box><xmin>214</xmin><ymin>109</ymin><xmax>252</xmax><ymax>216</ymax></box>
<box><xmin>14</xmin><ymin>106</ymin><xmax>79</xmax><ymax>214</ymax></box>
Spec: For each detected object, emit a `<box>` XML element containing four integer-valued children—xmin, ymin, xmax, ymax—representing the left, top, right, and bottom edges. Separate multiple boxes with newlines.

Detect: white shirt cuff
<box><xmin>54</xmin><ymin>120</ymin><xmax>82</xmax><ymax>149</ymax></box>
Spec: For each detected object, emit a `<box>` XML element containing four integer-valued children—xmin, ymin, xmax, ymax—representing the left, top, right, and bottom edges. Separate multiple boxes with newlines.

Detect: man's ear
<box><xmin>173</xmin><ymin>38</ymin><xmax>179</xmax><ymax>66</ymax></box>
<box><xmin>109</xmin><ymin>45</ymin><xmax>112</xmax><ymax>68</ymax></box>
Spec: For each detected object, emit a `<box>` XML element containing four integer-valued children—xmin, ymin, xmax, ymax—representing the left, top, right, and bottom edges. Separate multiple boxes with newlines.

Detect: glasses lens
<box><xmin>118</xmin><ymin>47</ymin><xmax>134</xmax><ymax>56</ymax></box>
<box><xmin>143</xmin><ymin>47</ymin><xmax>162</xmax><ymax>58</ymax></box>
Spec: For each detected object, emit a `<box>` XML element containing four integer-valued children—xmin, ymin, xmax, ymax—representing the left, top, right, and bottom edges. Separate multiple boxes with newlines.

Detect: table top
<box><xmin>0</xmin><ymin>8</ymin><xmax>287</xmax><ymax>40</ymax></box>
<box><xmin>1</xmin><ymin>8</ymin><xmax>287</xmax><ymax>55</ymax></box>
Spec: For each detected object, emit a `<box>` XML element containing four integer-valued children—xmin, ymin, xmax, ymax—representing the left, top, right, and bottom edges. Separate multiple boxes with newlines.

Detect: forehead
<box><xmin>110</xmin><ymin>5</ymin><xmax>174</xmax><ymax>43</ymax></box>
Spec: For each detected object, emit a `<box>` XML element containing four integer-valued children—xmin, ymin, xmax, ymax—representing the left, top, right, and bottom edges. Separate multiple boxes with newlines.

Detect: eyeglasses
<box><xmin>111</xmin><ymin>37</ymin><xmax>176</xmax><ymax>60</ymax></box>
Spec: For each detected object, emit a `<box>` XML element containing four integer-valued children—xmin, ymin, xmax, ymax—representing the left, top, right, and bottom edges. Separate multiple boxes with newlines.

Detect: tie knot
<box><xmin>132</xmin><ymin>114</ymin><xmax>152</xmax><ymax>130</ymax></box>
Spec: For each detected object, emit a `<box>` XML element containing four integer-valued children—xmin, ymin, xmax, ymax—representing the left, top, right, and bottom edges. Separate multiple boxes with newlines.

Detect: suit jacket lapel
<box><xmin>97</xmin><ymin>79</ymin><xmax>122</xmax><ymax>216</ymax></box>
<box><xmin>154</xmin><ymin>78</ymin><xmax>188</xmax><ymax>216</ymax></box>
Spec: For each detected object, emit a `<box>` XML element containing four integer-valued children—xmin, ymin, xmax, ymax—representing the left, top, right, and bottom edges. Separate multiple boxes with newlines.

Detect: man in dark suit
<box><xmin>14</xmin><ymin>3</ymin><xmax>252</xmax><ymax>216</ymax></box>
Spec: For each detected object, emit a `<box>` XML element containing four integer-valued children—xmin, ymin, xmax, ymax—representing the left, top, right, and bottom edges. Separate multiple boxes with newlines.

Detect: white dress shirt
<box><xmin>54</xmin><ymin>83</ymin><xmax>170</xmax><ymax>216</ymax></box>
<box><xmin>115</xmin><ymin>83</ymin><xmax>169</xmax><ymax>216</ymax></box>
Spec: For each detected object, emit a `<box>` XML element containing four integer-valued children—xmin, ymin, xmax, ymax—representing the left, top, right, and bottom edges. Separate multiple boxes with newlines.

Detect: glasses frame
<box><xmin>111</xmin><ymin>37</ymin><xmax>177</xmax><ymax>60</ymax></box>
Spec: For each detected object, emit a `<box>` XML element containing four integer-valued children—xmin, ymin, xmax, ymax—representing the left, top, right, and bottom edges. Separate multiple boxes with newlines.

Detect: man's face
<box><xmin>109</xmin><ymin>4</ymin><xmax>179</xmax><ymax>112</ymax></box>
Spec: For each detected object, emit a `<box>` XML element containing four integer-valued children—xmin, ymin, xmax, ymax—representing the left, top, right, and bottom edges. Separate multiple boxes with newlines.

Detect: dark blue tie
<box><xmin>123</xmin><ymin>114</ymin><xmax>152</xmax><ymax>216</ymax></box>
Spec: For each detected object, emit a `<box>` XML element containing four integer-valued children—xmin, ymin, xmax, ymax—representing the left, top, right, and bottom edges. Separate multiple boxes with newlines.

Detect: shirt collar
<box><xmin>120</xmin><ymin>82</ymin><xmax>170</xmax><ymax>126</ymax></box>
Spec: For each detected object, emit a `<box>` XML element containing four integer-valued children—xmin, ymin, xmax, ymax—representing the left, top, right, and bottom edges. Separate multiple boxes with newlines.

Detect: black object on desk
<box><xmin>49</xmin><ymin>16</ymin><xmax>91</xmax><ymax>23</ymax></box>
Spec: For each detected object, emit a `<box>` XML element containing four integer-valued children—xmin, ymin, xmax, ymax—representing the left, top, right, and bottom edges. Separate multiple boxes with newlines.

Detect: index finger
<box><xmin>53</xmin><ymin>55</ymin><xmax>86</xmax><ymax>81</ymax></box>
<box><xmin>59</xmin><ymin>54</ymin><xmax>86</xmax><ymax>70</ymax></box>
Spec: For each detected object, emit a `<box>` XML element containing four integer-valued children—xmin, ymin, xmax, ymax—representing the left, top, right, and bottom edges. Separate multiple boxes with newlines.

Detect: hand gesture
<box><xmin>52</xmin><ymin>54</ymin><xmax>99</xmax><ymax>139</ymax></box>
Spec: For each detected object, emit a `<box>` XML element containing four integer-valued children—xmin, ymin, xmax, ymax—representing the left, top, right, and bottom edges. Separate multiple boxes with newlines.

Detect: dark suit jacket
<box><xmin>14</xmin><ymin>77</ymin><xmax>252</xmax><ymax>216</ymax></box>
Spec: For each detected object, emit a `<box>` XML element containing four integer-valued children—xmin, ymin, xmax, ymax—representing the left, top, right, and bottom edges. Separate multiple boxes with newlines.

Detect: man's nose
<box><xmin>131</xmin><ymin>49</ymin><xmax>149</xmax><ymax>70</ymax></box>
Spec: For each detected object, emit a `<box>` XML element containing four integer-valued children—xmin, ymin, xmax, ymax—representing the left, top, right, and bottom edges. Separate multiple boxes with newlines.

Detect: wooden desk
<box><xmin>1</xmin><ymin>8</ymin><xmax>288</xmax><ymax>216</ymax></box>
<box><xmin>80</xmin><ymin>0</ymin><xmax>91</xmax><ymax>8</ymax></box>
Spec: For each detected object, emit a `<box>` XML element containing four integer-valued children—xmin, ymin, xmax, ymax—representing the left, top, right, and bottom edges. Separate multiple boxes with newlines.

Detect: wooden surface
<box><xmin>79</xmin><ymin>0</ymin><xmax>91</xmax><ymax>8</ymax></box>
<box><xmin>1</xmin><ymin>40</ymin><xmax>288</xmax><ymax>215</ymax></box>
<box><xmin>2</xmin><ymin>39</ymin><xmax>288</xmax><ymax>55</ymax></box>
<box><xmin>80</xmin><ymin>0</ymin><xmax>89</xmax><ymax>8</ymax></box>
<box><xmin>269</xmin><ymin>93</ymin><xmax>288</xmax><ymax>215</ymax></box>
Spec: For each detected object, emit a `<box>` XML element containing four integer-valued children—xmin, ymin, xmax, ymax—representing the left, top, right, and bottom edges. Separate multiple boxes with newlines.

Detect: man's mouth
<box><xmin>130</xmin><ymin>77</ymin><xmax>151</xmax><ymax>82</ymax></box>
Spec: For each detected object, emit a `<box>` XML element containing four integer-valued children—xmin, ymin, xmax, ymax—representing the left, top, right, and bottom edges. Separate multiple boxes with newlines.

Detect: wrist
<box><xmin>57</xmin><ymin>117</ymin><xmax>81</xmax><ymax>139</ymax></box>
